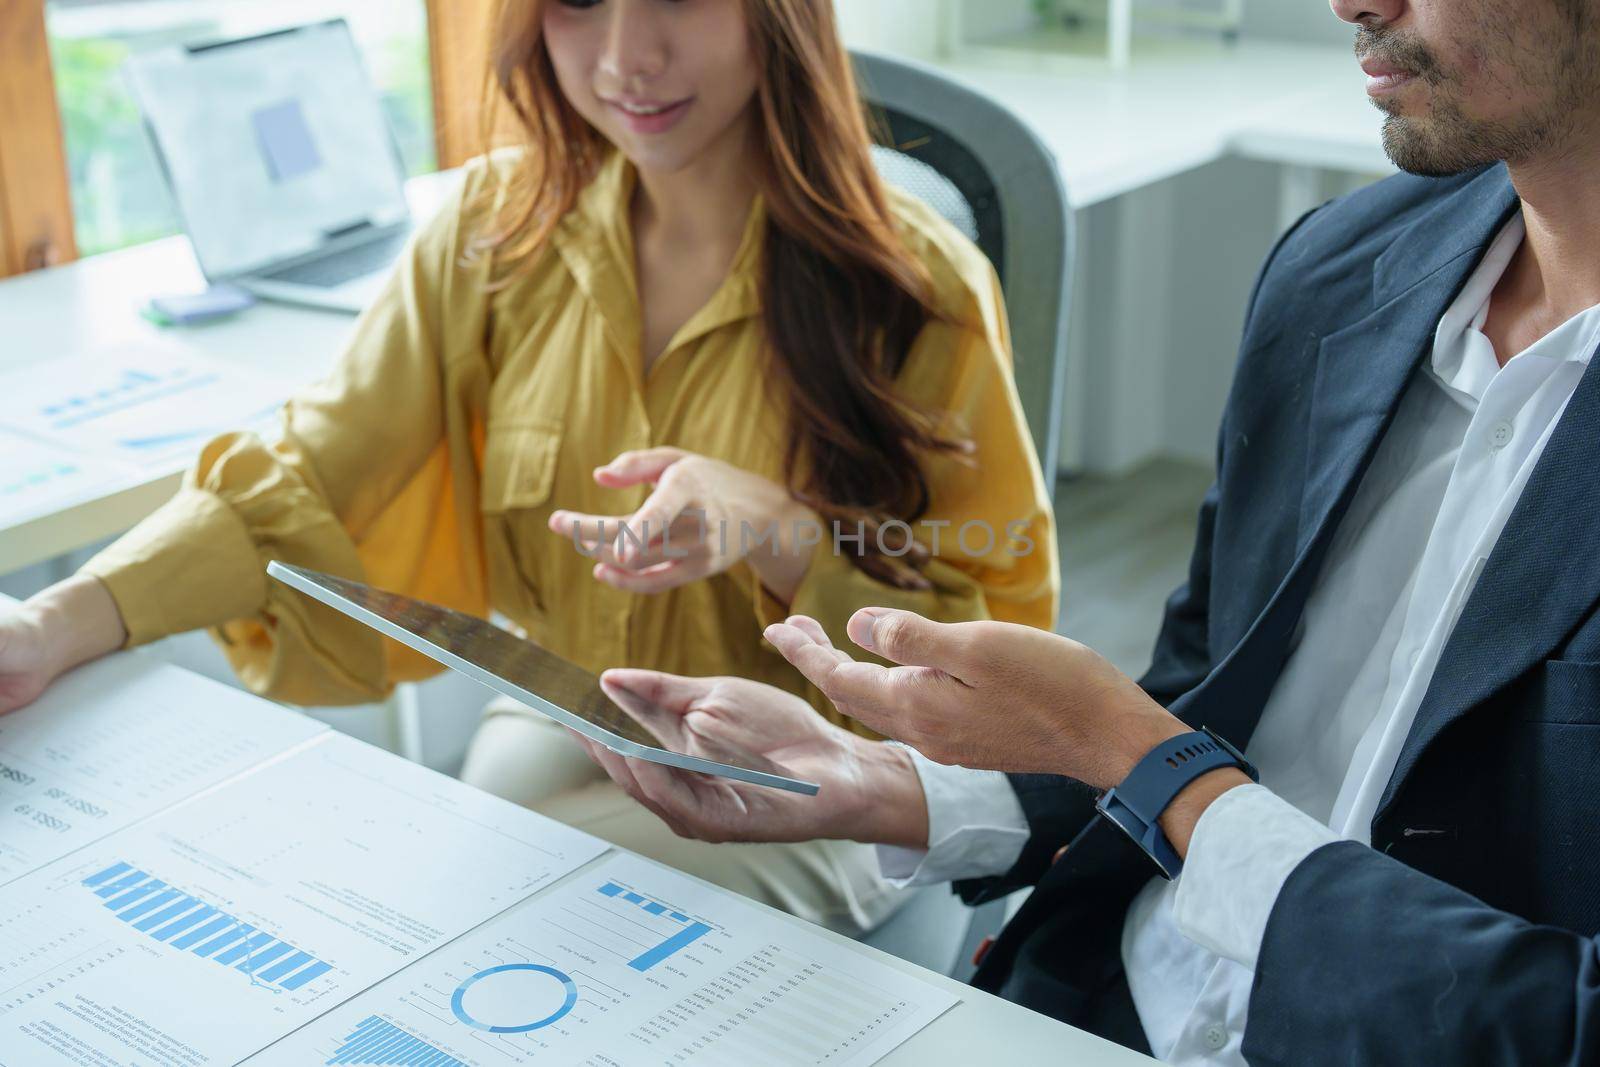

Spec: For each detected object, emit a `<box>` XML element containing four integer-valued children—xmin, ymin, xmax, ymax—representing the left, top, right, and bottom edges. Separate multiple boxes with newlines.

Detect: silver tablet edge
<box><xmin>266</xmin><ymin>561</ymin><xmax>820</xmax><ymax>796</ymax></box>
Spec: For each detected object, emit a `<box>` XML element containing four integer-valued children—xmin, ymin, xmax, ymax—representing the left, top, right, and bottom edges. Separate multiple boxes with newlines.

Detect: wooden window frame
<box><xmin>0</xmin><ymin>0</ymin><xmax>78</xmax><ymax>276</ymax></box>
<box><xmin>425</xmin><ymin>0</ymin><xmax>497</xmax><ymax>172</ymax></box>
<box><xmin>0</xmin><ymin>0</ymin><xmax>489</xmax><ymax>278</ymax></box>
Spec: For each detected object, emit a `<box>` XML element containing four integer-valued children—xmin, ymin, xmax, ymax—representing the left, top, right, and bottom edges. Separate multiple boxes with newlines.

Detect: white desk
<box><xmin>0</xmin><ymin>618</ymin><xmax>1155</xmax><ymax>1066</ymax></box>
<box><xmin>932</xmin><ymin>38</ymin><xmax>1389</xmax><ymax>208</ymax></box>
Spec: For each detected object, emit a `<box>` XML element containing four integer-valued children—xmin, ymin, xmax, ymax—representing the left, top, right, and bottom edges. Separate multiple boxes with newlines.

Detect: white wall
<box><xmin>1066</xmin><ymin>158</ymin><xmax>1285</xmax><ymax>472</ymax></box>
<box><xmin>833</xmin><ymin>0</ymin><xmax>945</xmax><ymax>60</ymax></box>
<box><xmin>1242</xmin><ymin>0</ymin><xmax>1350</xmax><ymax>45</ymax></box>
<box><xmin>838</xmin><ymin>1</ymin><xmax>1350</xmax><ymax>60</ymax></box>
<box><xmin>834</xmin><ymin>0</ymin><xmax>1372</xmax><ymax>476</ymax></box>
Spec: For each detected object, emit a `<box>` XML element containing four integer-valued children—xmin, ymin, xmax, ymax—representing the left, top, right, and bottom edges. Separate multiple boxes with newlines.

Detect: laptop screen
<box><xmin>125</xmin><ymin>20</ymin><xmax>411</xmax><ymax>280</ymax></box>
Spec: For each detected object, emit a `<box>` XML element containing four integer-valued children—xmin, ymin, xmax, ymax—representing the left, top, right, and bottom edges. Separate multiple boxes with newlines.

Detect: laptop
<box><xmin>266</xmin><ymin>561</ymin><xmax>821</xmax><ymax>795</ymax></box>
<box><xmin>125</xmin><ymin>20</ymin><xmax>414</xmax><ymax>314</ymax></box>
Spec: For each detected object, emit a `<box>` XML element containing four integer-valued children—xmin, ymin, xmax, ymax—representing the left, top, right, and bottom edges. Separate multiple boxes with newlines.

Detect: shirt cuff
<box><xmin>1172</xmin><ymin>782</ymin><xmax>1339</xmax><ymax>969</ymax></box>
<box><xmin>79</xmin><ymin>487</ymin><xmax>267</xmax><ymax>648</ymax></box>
<box><xmin>875</xmin><ymin>746</ymin><xmax>1030</xmax><ymax>885</ymax></box>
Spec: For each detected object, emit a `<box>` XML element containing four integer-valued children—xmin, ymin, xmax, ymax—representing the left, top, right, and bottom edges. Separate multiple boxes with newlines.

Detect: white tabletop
<box><xmin>935</xmin><ymin>38</ymin><xmax>1389</xmax><ymax>206</ymax></box>
<box><xmin>0</xmin><ymin>588</ymin><xmax>1153</xmax><ymax>1066</ymax></box>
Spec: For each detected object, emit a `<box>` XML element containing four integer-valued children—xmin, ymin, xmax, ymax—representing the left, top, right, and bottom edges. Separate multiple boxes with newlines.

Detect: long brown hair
<box><xmin>471</xmin><ymin>0</ymin><xmax>968</xmax><ymax>587</ymax></box>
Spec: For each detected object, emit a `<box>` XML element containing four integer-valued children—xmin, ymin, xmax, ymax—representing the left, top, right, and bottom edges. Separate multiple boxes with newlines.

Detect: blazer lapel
<box><xmin>1187</xmin><ymin>168</ymin><xmax>1519</xmax><ymax>748</ymax></box>
<box><xmin>1297</xmin><ymin>169</ymin><xmax>1521</xmax><ymax>556</ymax></box>
<box><xmin>1378</xmin><ymin>354</ymin><xmax>1600</xmax><ymax>817</ymax></box>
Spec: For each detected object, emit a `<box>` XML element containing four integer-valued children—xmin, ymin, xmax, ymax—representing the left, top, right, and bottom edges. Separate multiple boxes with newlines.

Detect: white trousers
<box><xmin>459</xmin><ymin>699</ymin><xmax>909</xmax><ymax>936</ymax></box>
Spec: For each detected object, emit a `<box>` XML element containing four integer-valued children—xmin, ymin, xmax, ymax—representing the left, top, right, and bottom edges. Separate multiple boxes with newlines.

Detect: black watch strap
<box><xmin>1094</xmin><ymin>726</ymin><xmax>1258</xmax><ymax>879</ymax></box>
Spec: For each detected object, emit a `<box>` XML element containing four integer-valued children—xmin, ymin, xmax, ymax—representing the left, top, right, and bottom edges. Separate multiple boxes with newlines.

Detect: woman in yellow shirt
<box><xmin>0</xmin><ymin>0</ymin><xmax>1057</xmax><ymax>934</ymax></box>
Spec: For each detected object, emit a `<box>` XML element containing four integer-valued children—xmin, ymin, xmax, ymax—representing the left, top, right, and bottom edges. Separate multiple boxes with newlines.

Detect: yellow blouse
<box><xmin>83</xmin><ymin>151</ymin><xmax>1059</xmax><ymax>734</ymax></box>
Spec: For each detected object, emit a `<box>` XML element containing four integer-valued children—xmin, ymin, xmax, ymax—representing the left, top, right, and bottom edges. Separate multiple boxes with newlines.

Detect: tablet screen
<box><xmin>266</xmin><ymin>562</ymin><xmax>817</xmax><ymax>794</ymax></box>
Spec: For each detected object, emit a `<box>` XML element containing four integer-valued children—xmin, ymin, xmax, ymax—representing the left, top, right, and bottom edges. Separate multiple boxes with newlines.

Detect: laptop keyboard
<box><xmin>259</xmin><ymin>230</ymin><xmax>411</xmax><ymax>289</ymax></box>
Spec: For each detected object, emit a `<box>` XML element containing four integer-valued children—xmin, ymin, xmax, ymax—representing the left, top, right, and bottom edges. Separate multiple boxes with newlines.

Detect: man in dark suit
<box><xmin>574</xmin><ymin>0</ymin><xmax>1600</xmax><ymax>1062</ymax></box>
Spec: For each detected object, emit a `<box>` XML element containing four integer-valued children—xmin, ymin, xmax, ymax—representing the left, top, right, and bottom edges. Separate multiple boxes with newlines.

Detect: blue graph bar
<box><xmin>629</xmin><ymin>922</ymin><xmax>712</xmax><ymax>972</ymax></box>
<box><xmin>258</xmin><ymin>950</ymin><xmax>313</xmax><ymax>983</ymax></box>
<box><xmin>280</xmin><ymin>961</ymin><xmax>332</xmax><ymax>990</ymax></box>
<box><xmin>171</xmin><ymin>915</ymin><xmax>234</xmax><ymax>950</ymax></box>
<box><xmin>193</xmin><ymin>923</ymin><xmax>254</xmax><ymax>958</ymax></box>
<box><xmin>327</xmin><ymin>1014</ymin><xmax>466</xmax><ymax>1065</ymax></box>
<box><xmin>105</xmin><ymin>879</ymin><xmax>166</xmax><ymax>910</ymax></box>
<box><xmin>215</xmin><ymin>931</ymin><xmax>276</xmax><ymax>965</ymax></box>
<box><xmin>117</xmin><ymin>888</ymin><xmax>182</xmax><ymax>923</ymax></box>
<box><xmin>82</xmin><ymin>862</ymin><xmax>131</xmax><ymax>887</ymax></box>
<box><xmin>93</xmin><ymin>870</ymin><xmax>148</xmax><ymax>898</ymax></box>
<box><xmin>82</xmin><ymin>862</ymin><xmax>334</xmax><ymax>994</ymax></box>
<box><xmin>151</xmin><ymin>905</ymin><xmax>217</xmax><ymax>941</ymax></box>
<box><xmin>596</xmin><ymin>881</ymin><xmax>714</xmax><ymax>971</ymax></box>
<box><xmin>133</xmin><ymin>895</ymin><xmax>201</xmax><ymax>932</ymax></box>
<box><xmin>237</xmin><ymin>941</ymin><xmax>296</xmax><ymax>974</ymax></box>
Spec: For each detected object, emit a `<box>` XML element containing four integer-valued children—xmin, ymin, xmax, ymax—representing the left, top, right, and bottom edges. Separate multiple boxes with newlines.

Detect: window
<box><xmin>47</xmin><ymin>0</ymin><xmax>436</xmax><ymax>257</ymax></box>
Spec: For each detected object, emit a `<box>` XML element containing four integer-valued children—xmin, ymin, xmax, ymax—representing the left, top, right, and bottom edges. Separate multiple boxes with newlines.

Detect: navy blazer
<box><xmin>962</xmin><ymin>163</ymin><xmax>1600</xmax><ymax>1065</ymax></box>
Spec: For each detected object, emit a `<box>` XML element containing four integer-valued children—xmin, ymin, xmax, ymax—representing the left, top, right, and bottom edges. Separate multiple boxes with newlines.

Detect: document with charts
<box><xmin>0</xmin><ymin>652</ymin><xmax>326</xmax><ymax>885</ymax></box>
<box><xmin>0</xmin><ymin>341</ymin><xmax>281</xmax><ymax>471</ymax></box>
<box><xmin>0</xmin><ymin>427</ymin><xmax>138</xmax><ymax>528</ymax></box>
<box><xmin>0</xmin><ymin>733</ymin><xmax>607</xmax><ymax>1066</ymax></box>
<box><xmin>248</xmin><ymin>852</ymin><xmax>958</xmax><ymax>1067</ymax></box>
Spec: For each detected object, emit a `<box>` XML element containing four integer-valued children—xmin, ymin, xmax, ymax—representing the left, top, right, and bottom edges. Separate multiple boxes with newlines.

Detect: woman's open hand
<box><xmin>549</xmin><ymin>447</ymin><xmax>820</xmax><ymax>602</ymax></box>
<box><xmin>571</xmin><ymin>641</ymin><xmax>930</xmax><ymax>848</ymax></box>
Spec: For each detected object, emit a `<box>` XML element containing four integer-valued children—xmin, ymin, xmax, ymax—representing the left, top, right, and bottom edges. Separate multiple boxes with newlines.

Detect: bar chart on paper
<box><xmin>0</xmin><ymin>344</ymin><xmax>281</xmax><ymax>469</ymax></box>
<box><xmin>247</xmin><ymin>853</ymin><xmax>958</xmax><ymax>1067</ymax></box>
<box><xmin>0</xmin><ymin>735</ymin><xmax>605</xmax><ymax>1067</ymax></box>
<box><xmin>0</xmin><ymin>427</ymin><xmax>132</xmax><ymax>527</ymax></box>
<box><xmin>79</xmin><ymin>860</ymin><xmax>332</xmax><ymax>991</ymax></box>
<box><xmin>596</xmin><ymin>878</ymin><xmax>714</xmax><ymax>972</ymax></box>
<box><xmin>325</xmin><ymin>1015</ymin><xmax>466</xmax><ymax>1065</ymax></box>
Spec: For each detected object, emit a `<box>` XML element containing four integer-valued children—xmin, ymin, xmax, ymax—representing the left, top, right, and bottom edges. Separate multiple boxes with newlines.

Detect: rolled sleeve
<box><xmin>81</xmin><ymin>487</ymin><xmax>267</xmax><ymax>648</ymax></box>
<box><xmin>876</xmin><ymin>746</ymin><xmax>1030</xmax><ymax>885</ymax></box>
<box><xmin>1172</xmin><ymin>783</ymin><xmax>1339</xmax><ymax>968</ymax></box>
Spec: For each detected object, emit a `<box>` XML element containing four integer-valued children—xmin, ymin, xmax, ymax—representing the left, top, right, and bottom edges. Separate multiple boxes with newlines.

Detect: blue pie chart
<box><xmin>450</xmin><ymin>963</ymin><xmax>578</xmax><ymax>1034</ymax></box>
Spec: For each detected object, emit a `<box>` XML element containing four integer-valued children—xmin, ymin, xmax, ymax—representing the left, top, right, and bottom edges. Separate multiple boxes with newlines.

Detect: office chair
<box><xmin>855</xmin><ymin>50</ymin><xmax>1073</xmax><ymax>484</ymax></box>
<box><xmin>851</xmin><ymin>50</ymin><xmax>1074</xmax><ymax>982</ymax></box>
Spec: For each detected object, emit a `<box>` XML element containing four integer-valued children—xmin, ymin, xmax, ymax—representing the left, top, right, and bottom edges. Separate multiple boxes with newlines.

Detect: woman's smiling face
<box><xmin>542</xmin><ymin>0</ymin><xmax>761</xmax><ymax>175</ymax></box>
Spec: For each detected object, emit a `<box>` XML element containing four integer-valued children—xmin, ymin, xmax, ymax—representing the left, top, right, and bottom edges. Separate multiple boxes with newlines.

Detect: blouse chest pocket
<box><xmin>481</xmin><ymin>421</ymin><xmax>563</xmax><ymax>513</ymax></box>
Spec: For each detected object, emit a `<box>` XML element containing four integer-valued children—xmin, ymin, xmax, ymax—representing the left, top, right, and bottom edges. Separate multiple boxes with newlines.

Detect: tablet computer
<box><xmin>266</xmin><ymin>561</ymin><xmax>819</xmax><ymax>795</ymax></box>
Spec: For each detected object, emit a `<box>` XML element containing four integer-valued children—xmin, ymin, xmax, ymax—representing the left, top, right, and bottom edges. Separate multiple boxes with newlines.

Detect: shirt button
<box><xmin>1203</xmin><ymin>1024</ymin><xmax>1229</xmax><ymax>1051</ymax></box>
<box><xmin>1488</xmin><ymin>419</ymin><xmax>1515</xmax><ymax>449</ymax></box>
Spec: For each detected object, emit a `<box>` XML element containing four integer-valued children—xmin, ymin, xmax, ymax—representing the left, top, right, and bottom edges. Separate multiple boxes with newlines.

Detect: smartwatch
<box><xmin>1094</xmin><ymin>726</ymin><xmax>1258</xmax><ymax>880</ymax></box>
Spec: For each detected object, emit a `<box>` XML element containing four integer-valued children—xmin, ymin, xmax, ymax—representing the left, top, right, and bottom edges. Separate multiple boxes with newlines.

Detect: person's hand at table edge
<box><xmin>0</xmin><ymin>574</ymin><xmax>128</xmax><ymax>715</ymax></box>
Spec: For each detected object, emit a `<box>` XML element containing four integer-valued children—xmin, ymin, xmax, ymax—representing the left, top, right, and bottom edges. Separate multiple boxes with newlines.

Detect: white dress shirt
<box><xmin>881</xmin><ymin>213</ymin><xmax>1600</xmax><ymax>1064</ymax></box>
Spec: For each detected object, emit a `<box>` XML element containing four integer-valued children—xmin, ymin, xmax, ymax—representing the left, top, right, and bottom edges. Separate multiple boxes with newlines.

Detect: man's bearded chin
<box><xmin>1379</xmin><ymin>92</ymin><xmax>1583</xmax><ymax>178</ymax></box>
<box><xmin>1379</xmin><ymin>105</ymin><xmax>1502</xmax><ymax>178</ymax></box>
